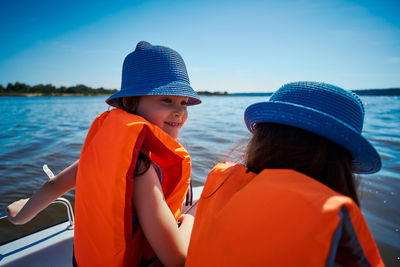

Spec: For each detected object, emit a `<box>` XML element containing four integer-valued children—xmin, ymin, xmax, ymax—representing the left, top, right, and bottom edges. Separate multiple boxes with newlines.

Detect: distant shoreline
<box><xmin>0</xmin><ymin>83</ymin><xmax>118</xmax><ymax>97</ymax></box>
<box><xmin>1</xmin><ymin>82</ymin><xmax>399</xmax><ymax>96</ymax></box>
<box><xmin>228</xmin><ymin>88</ymin><xmax>400</xmax><ymax>96</ymax></box>
<box><xmin>351</xmin><ymin>88</ymin><xmax>400</xmax><ymax>96</ymax></box>
<box><xmin>2</xmin><ymin>90</ymin><xmax>400</xmax><ymax>97</ymax></box>
<box><xmin>0</xmin><ymin>93</ymin><xmax>112</xmax><ymax>97</ymax></box>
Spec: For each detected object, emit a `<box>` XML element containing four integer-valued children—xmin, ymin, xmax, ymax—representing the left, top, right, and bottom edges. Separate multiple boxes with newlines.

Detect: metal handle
<box><xmin>53</xmin><ymin>197</ymin><xmax>74</xmax><ymax>229</ymax></box>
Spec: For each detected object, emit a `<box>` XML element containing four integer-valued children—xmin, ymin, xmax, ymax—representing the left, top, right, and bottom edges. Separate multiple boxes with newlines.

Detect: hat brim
<box><xmin>106</xmin><ymin>81</ymin><xmax>201</xmax><ymax>108</ymax></box>
<box><xmin>244</xmin><ymin>101</ymin><xmax>381</xmax><ymax>174</ymax></box>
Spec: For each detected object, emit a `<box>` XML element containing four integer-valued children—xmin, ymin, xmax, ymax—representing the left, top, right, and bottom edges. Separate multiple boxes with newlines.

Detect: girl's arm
<box><xmin>133</xmin><ymin>165</ymin><xmax>194</xmax><ymax>267</ymax></box>
<box><xmin>6</xmin><ymin>161</ymin><xmax>79</xmax><ymax>224</ymax></box>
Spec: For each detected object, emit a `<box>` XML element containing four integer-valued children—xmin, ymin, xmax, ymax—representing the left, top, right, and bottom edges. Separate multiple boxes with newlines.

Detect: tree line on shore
<box><xmin>0</xmin><ymin>82</ymin><xmax>118</xmax><ymax>96</ymax></box>
<box><xmin>0</xmin><ymin>82</ymin><xmax>228</xmax><ymax>96</ymax></box>
<box><xmin>1</xmin><ymin>82</ymin><xmax>399</xmax><ymax>96</ymax></box>
<box><xmin>351</xmin><ymin>88</ymin><xmax>400</xmax><ymax>96</ymax></box>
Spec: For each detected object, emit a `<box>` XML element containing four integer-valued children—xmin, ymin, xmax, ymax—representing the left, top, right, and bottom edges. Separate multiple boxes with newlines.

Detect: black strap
<box><xmin>72</xmin><ymin>247</ymin><xmax>78</xmax><ymax>267</ymax></box>
<box><xmin>185</xmin><ymin>181</ymin><xmax>193</xmax><ymax>206</ymax></box>
<box><xmin>139</xmin><ymin>256</ymin><xmax>163</xmax><ymax>267</ymax></box>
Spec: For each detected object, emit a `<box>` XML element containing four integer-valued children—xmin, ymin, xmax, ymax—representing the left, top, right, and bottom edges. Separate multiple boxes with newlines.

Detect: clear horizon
<box><xmin>1</xmin><ymin>0</ymin><xmax>399</xmax><ymax>93</ymax></box>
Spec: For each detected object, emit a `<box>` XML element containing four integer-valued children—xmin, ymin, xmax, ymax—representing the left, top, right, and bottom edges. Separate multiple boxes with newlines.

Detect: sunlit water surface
<box><xmin>0</xmin><ymin>96</ymin><xmax>399</xmax><ymax>265</ymax></box>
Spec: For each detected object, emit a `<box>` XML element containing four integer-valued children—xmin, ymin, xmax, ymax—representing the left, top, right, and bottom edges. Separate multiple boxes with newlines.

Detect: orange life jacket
<box><xmin>74</xmin><ymin>109</ymin><xmax>191</xmax><ymax>267</ymax></box>
<box><xmin>186</xmin><ymin>163</ymin><xmax>383</xmax><ymax>266</ymax></box>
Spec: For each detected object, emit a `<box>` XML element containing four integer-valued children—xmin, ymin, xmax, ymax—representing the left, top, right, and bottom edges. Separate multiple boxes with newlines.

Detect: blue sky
<box><xmin>1</xmin><ymin>0</ymin><xmax>399</xmax><ymax>92</ymax></box>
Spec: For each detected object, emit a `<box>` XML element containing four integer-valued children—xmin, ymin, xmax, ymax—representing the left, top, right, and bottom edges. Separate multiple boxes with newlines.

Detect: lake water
<box><xmin>0</xmin><ymin>96</ymin><xmax>399</xmax><ymax>265</ymax></box>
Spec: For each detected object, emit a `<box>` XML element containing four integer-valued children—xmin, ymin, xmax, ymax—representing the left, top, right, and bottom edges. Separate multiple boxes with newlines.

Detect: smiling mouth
<box><xmin>164</xmin><ymin>121</ymin><xmax>181</xmax><ymax>128</ymax></box>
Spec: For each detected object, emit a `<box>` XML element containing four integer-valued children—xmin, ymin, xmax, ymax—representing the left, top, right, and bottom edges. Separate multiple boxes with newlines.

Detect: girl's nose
<box><xmin>173</xmin><ymin>105</ymin><xmax>185</xmax><ymax>117</ymax></box>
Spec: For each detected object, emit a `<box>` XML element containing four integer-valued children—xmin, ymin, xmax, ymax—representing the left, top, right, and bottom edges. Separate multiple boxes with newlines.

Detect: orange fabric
<box><xmin>74</xmin><ymin>109</ymin><xmax>191</xmax><ymax>267</ymax></box>
<box><xmin>186</xmin><ymin>163</ymin><xmax>383</xmax><ymax>266</ymax></box>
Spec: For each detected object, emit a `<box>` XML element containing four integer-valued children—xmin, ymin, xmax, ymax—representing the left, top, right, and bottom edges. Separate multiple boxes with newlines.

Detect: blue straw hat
<box><xmin>244</xmin><ymin>81</ymin><xmax>381</xmax><ymax>174</ymax></box>
<box><xmin>106</xmin><ymin>41</ymin><xmax>201</xmax><ymax>108</ymax></box>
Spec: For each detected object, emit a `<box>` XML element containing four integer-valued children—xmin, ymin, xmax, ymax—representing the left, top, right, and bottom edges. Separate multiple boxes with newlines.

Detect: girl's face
<box><xmin>136</xmin><ymin>95</ymin><xmax>188</xmax><ymax>139</ymax></box>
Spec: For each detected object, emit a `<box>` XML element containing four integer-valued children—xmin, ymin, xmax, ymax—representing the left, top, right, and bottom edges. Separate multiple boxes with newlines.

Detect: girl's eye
<box><xmin>181</xmin><ymin>100</ymin><xmax>188</xmax><ymax>106</ymax></box>
<box><xmin>161</xmin><ymin>98</ymin><xmax>172</xmax><ymax>103</ymax></box>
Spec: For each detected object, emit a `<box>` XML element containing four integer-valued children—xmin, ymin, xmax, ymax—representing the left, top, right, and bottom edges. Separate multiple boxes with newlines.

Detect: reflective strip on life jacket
<box><xmin>74</xmin><ymin>109</ymin><xmax>191</xmax><ymax>267</ymax></box>
<box><xmin>186</xmin><ymin>163</ymin><xmax>383</xmax><ymax>267</ymax></box>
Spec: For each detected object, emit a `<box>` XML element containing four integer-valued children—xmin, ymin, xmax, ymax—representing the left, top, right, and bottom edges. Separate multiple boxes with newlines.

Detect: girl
<box><xmin>7</xmin><ymin>41</ymin><xmax>201</xmax><ymax>267</ymax></box>
<box><xmin>186</xmin><ymin>82</ymin><xmax>384</xmax><ymax>266</ymax></box>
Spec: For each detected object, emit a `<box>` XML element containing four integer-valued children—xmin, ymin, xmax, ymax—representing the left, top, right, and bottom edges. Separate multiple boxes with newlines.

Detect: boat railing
<box><xmin>0</xmin><ymin>196</ymin><xmax>75</xmax><ymax>230</ymax></box>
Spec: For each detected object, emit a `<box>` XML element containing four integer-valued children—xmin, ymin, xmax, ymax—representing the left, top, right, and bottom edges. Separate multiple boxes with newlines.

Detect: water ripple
<box><xmin>0</xmin><ymin>95</ymin><xmax>399</xmax><ymax>264</ymax></box>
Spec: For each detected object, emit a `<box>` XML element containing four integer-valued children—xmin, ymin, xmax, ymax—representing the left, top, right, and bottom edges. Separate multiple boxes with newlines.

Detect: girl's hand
<box><xmin>177</xmin><ymin>214</ymin><xmax>194</xmax><ymax>251</ymax></box>
<box><xmin>181</xmin><ymin>200</ymin><xmax>198</xmax><ymax>216</ymax></box>
<box><xmin>178</xmin><ymin>214</ymin><xmax>194</xmax><ymax>227</ymax></box>
<box><xmin>6</xmin><ymin>198</ymin><xmax>29</xmax><ymax>224</ymax></box>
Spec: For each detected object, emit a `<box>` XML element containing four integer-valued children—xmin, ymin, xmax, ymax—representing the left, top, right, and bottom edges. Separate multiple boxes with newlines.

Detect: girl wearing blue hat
<box><xmin>7</xmin><ymin>41</ymin><xmax>201</xmax><ymax>267</ymax></box>
<box><xmin>186</xmin><ymin>82</ymin><xmax>384</xmax><ymax>266</ymax></box>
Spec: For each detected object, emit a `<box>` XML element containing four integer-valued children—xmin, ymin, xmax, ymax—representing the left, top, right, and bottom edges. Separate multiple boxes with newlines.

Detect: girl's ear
<box><xmin>122</xmin><ymin>97</ymin><xmax>139</xmax><ymax>113</ymax></box>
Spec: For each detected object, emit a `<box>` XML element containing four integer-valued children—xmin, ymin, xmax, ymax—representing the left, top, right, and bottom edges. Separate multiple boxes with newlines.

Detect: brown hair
<box><xmin>120</xmin><ymin>96</ymin><xmax>140</xmax><ymax>114</ymax></box>
<box><xmin>120</xmin><ymin>96</ymin><xmax>151</xmax><ymax>177</ymax></box>
<box><xmin>245</xmin><ymin>123</ymin><xmax>360</xmax><ymax>206</ymax></box>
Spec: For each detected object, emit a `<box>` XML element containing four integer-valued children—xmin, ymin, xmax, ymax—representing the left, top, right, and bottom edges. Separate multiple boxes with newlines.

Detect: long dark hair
<box><xmin>120</xmin><ymin>96</ymin><xmax>152</xmax><ymax>177</ymax></box>
<box><xmin>245</xmin><ymin>123</ymin><xmax>360</xmax><ymax>206</ymax></box>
